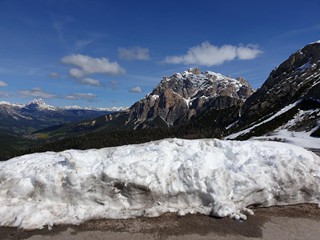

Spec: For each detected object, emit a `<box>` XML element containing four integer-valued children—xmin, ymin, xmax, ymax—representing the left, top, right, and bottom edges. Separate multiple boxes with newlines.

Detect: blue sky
<box><xmin>0</xmin><ymin>0</ymin><xmax>319</xmax><ymax>108</ymax></box>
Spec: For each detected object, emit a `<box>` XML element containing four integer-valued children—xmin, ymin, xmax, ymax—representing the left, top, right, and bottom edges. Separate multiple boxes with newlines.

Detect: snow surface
<box><xmin>1</xmin><ymin>138</ymin><xmax>320</xmax><ymax>230</ymax></box>
<box><xmin>226</xmin><ymin>100</ymin><xmax>302</xmax><ymax>140</ymax></box>
<box><xmin>250</xmin><ymin>109</ymin><xmax>320</xmax><ymax>149</ymax></box>
<box><xmin>251</xmin><ymin>129</ymin><xmax>320</xmax><ymax>149</ymax></box>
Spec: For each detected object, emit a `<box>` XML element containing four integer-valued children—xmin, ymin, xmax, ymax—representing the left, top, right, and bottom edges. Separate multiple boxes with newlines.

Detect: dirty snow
<box><xmin>0</xmin><ymin>138</ymin><xmax>320</xmax><ymax>230</ymax></box>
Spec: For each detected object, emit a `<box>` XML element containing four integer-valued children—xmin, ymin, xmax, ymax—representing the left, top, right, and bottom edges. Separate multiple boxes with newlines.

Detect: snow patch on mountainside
<box><xmin>251</xmin><ymin>129</ymin><xmax>320</xmax><ymax>149</ymax></box>
<box><xmin>226</xmin><ymin>100</ymin><xmax>302</xmax><ymax>139</ymax></box>
<box><xmin>0</xmin><ymin>138</ymin><xmax>320</xmax><ymax>229</ymax></box>
<box><xmin>250</xmin><ymin>108</ymin><xmax>320</xmax><ymax>149</ymax></box>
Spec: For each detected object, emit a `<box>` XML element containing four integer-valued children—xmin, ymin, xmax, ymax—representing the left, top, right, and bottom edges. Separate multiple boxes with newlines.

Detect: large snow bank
<box><xmin>1</xmin><ymin>138</ymin><xmax>320</xmax><ymax>229</ymax></box>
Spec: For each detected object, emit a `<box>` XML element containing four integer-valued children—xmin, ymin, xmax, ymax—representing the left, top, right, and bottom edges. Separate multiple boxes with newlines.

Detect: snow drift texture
<box><xmin>1</xmin><ymin>138</ymin><xmax>320</xmax><ymax>229</ymax></box>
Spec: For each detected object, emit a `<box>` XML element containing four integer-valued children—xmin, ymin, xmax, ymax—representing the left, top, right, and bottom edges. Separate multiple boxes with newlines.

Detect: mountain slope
<box><xmin>0</xmin><ymin>99</ymin><xmax>125</xmax><ymax>134</ymax></box>
<box><xmin>127</xmin><ymin>68</ymin><xmax>254</xmax><ymax>128</ymax></box>
<box><xmin>37</xmin><ymin>68</ymin><xmax>254</xmax><ymax>138</ymax></box>
<box><xmin>227</xmin><ymin>41</ymin><xmax>320</xmax><ymax>141</ymax></box>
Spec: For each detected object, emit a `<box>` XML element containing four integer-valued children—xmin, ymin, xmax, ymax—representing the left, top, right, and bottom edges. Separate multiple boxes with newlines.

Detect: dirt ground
<box><xmin>1</xmin><ymin>204</ymin><xmax>320</xmax><ymax>240</ymax></box>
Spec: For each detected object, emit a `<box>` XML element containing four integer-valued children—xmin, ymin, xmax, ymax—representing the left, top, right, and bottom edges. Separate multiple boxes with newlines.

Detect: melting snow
<box><xmin>226</xmin><ymin>101</ymin><xmax>302</xmax><ymax>139</ymax></box>
<box><xmin>0</xmin><ymin>138</ymin><xmax>320</xmax><ymax>229</ymax></box>
<box><xmin>252</xmin><ymin>129</ymin><xmax>320</xmax><ymax>149</ymax></box>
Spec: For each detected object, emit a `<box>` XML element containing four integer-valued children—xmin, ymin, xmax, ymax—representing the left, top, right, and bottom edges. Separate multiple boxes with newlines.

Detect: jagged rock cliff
<box><xmin>241</xmin><ymin>41</ymin><xmax>320</xmax><ymax>123</ymax></box>
<box><xmin>227</xmin><ymin>41</ymin><xmax>320</xmax><ymax>140</ymax></box>
<box><xmin>127</xmin><ymin>68</ymin><xmax>254</xmax><ymax>128</ymax></box>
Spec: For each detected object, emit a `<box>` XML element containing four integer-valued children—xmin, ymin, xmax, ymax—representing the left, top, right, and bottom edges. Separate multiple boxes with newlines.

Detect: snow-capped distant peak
<box><xmin>63</xmin><ymin>105</ymin><xmax>128</xmax><ymax>112</ymax></box>
<box><xmin>0</xmin><ymin>101</ymin><xmax>24</xmax><ymax>107</ymax></box>
<box><xmin>0</xmin><ymin>101</ymin><xmax>11</xmax><ymax>105</ymax></box>
<box><xmin>63</xmin><ymin>105</ymin><xmax>83</xmax><ymax>110</ymax></box>
<box><xmin>97</xmin><ymin>106</ymin><xmax>129</xmax><ymax>112</ymax></box>
<box><xmin>25</xmin><ymin>98</ymin><xmax>56</xmax><ymax>111</ymax></box>
<box><xmin>27</xmin><ymin>98</ymin><xmax>45</xmax><ymax>105</ymax></box>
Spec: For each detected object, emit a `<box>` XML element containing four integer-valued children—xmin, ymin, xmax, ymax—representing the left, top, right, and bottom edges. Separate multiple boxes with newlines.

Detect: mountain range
<box><xmin>1</xmin><ymin>41</ymin><xmax>319</xmax><ymax>159</ymax></box>
<box><xmin>31</xmin><ymin>68</ymin><xmax>254</xmax><ymax>138</ymax></box>
<box><xmin>0</xmin><ymin>98</ymin><xmax>126</xmax><ymax>135</ymax></box>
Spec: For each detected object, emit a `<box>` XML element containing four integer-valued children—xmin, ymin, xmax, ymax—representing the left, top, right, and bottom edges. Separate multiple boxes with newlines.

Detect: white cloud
<box><xmin>65</xmin><ymin>93</ymin><xmax>97</xmax><ymax>100</ymax></box>
<box><xmin>68</xmin><ymin>69</ymin><xmax>101</xmax><ymax>86</ymax></box>
<box><xmin>0</xmin><ymin>81</ymin><xmax>8</xmax><ymax>87</ymax></box>
<box><xmin>129</xmin><ymin>86</ymin><xmax>142</xmax><ymax>93</ymax></box>
<box><xmin>237</xmin><ymin>45</ymin><xmax>263</xmax><ymax>60</ymax></box>
<box><xmin>61</xmin><ymin>54</ymin><xmax>125</xmax><ymax>75</ymax></box>
<box><xmin>18</xmin><ymin>87</ymin><xmax>57</xmax><ymax>99</ymax></box>
<box><xmin>118</xmin><ymin>47</ymin><xmax>150</xmax><ymax>61</ymax></box>
<box><xmin>80</xmin><ymin>78</ymin><xmax>101</xmax><ymax>86</ymax></box>
<box><xmin>163</xmin><ymin>42</ymin><xmax>262</xmax><ymax>66</ymax></box>
<box><xmin>48</xmin><ymin>72</ymin><xmax>60</xmax><ymax>78</ymax></box>
<box><xmin>69</xmin><ymin>68</ymin><xmax>84</xmax><ymax>79</ymax></box>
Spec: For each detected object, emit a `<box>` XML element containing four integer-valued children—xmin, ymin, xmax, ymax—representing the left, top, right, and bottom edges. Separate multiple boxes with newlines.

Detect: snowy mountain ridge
<box><xmin>0</xmin><ymin>99</ymin><xmax>127</xmax><ymax>134</ymax></box>
<box><xmin>0</xmin><ymin>98</ymin><xmax>128</xmax><ymax>112</ymax></box>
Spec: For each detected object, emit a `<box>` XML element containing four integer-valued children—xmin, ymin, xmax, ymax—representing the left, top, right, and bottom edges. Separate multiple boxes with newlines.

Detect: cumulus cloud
<box><xmin>18</xmin><ymin>87</ymin><xmax>57</xmax><ymax>99</ymax></box>
<box><xmin>69</xmin><ymin>68</ymin><xmax>84</xmax><ymax>79</ymax></box>
<box><xmin>0</xmin><ymin>81</ymin><xmax>8</xmax><ymax>87</ymax></box>
<box><xmin>163</xmin><ymin>42</ymin><xmax>262</xmax><ymax>66</ymax></box>
<box><xmin>65</xmin><ymin>93</ymin><xmax>97</xmax><ymax>100</ymax></box>
<box><xmin>68</xmin><ymin>68</ymin><xmax>101</xmax><ymax>86</ymax></box>
<box><xmin>118</xmin><ymin>47</ymin><xmax>150</xmax><ymax>61</ymax></box>
<box><xmin>61</xmin><ymin>54</ymin><xmax>125</xmax><ymax>75</ymax></box>
<box><xmin>236</xmin><ymin>45</ymin><xmax>263</xmax><ymax>60</ymax></box>
<box><xmin>129</xmin><ymin>86</ymin><xmax>142</xmax><ymax>93</ymax></box>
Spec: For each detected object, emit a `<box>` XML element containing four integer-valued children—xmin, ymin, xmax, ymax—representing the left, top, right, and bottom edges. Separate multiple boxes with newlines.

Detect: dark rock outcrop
<box><xmin>227</xmin><ymin>41</ymin><xmax>320</xmax><ymax>139</ymax></box>
<box><xmin>241</xmin><ymin>41</ymin><xmax>320</xmax><ymax>124</ymax></box>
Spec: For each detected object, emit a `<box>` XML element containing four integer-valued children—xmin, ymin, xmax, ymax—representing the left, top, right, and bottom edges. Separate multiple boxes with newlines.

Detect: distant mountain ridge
<box><xmin>0</xmin><ymin>98</ymin><xmax>127</xmax><ymax>134</ymax></box>
<box><xmin>32</xmin><ymin>68</ymin><xmax>254</xmax><ymax>137</ymax></box>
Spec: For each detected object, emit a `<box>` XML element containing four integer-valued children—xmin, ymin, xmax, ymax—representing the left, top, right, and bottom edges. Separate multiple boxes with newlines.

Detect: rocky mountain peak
<box><xmin>127</xmin><ymin>69</ymin><xmax>254</xmax><ymax>128</ymax></box>
<box><xmin>238</xmin><ymin>41</ymin><xmax>320</xmax><ymax>129</ymax></box>
<box><xmin>24</xmin><ymin>98</ymin><xmax>55</xmax><ymax>111</ymax></box>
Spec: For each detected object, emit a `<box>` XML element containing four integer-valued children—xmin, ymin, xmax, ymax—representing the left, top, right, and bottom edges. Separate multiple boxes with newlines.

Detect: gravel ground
<box><xmin>1</xmin><ymin>204</ymin><xmax>320</xmax><ymax>240</ymax></box>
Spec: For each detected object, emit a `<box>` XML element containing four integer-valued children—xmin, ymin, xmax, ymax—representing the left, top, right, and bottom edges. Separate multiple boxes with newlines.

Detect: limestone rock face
<box><xmin>241</xmin><ymin>42</ymin><xmax>320</xmax><ymax>123</ymax></box>
<box><xmin>127</xmin><ymin>68</ymin><xmax>254</xmax><ymax>128</ymax></box>
<box><xmin>225</xmin><ymin>41</ymin><xmax>320</xmax><ymax>140</ymax></box>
